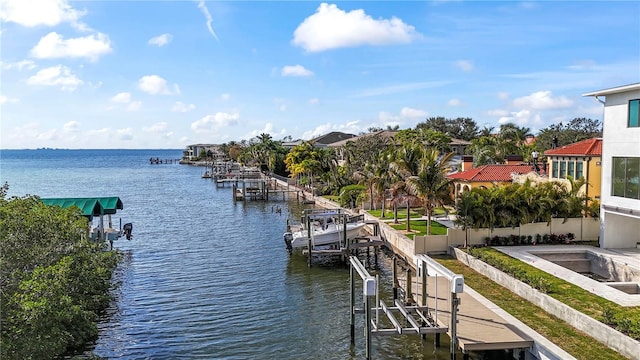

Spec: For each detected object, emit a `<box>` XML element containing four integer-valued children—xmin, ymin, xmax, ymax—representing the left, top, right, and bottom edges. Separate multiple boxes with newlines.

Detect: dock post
<box><xmin>365</xmin><ymin>294</ymin><xmax>372</xmax><ymax>360</ymax></box>
<box><xmin>406</xmin><ymin>269</ymin><xmax>413</xmax><ymax>304</ymax></box>
<box><xmin>350</xmin><ymin>263</ymin><xmax>355</xmax><ymax>345</ymax></box>
<box><xmin>450</xmin><ymin>293</ymin><xmax>460</xmax><ymax>360</ymax></box>
<box><xmin>307</xmin><ymin>216</ymin><xmax>312</xmax><ymax>268</ymax></box>
<box><xmin>392</xmin><ymin>256</ymin><xmax>398</xmax><ymax>300</ymax></box>
<box><xmin>421</xmin><ymin>259</ymin><xmax>427</xmax><ymax>340</ymax></box>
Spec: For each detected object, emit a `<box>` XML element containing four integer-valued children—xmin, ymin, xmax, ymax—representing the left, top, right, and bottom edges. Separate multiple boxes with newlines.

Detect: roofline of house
<box><xmin>582</xmin><ymin>82</ymin><xmax>640</xmax><ymax>97</ymax></box>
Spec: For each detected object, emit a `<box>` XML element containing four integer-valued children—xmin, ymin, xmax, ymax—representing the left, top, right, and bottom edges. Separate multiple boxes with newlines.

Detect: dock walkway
<box><xmin>419</xmin><ymin>276</ymin><xmax>533</xmax><ymax>352</ymax></box>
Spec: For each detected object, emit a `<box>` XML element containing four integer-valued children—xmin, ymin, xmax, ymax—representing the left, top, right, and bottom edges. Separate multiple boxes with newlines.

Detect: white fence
<box><xmin>411</xmin><ymin>217</ymin><xmax>599</xmax><ymax>255</ymax></box>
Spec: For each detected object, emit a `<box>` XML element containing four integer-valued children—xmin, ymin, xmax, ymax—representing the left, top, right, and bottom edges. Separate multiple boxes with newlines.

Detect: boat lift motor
<box><xmin>123</xmin><ymin>223</ymin><xmax>133</xmax><ymax>240</ymax></box>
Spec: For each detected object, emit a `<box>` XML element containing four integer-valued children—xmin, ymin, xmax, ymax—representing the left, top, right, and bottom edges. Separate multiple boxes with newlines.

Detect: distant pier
<box><xmin>149</xmin><ymin>157</ymin><xmax>181</xmax><ymax>164</ymax></box>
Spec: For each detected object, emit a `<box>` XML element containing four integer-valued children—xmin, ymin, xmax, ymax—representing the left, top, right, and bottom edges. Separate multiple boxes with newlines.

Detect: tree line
<box><xmin>0</xmin><ymin>184</ymin><xmax>121</xmax><ymax>359</ymax></box>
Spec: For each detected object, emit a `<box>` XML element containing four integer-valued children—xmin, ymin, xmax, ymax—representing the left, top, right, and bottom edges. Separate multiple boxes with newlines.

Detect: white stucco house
<box><xmin>583</xmin><ymin>83</ymin><xmax>640</xmax><ymax>248</ymax></box>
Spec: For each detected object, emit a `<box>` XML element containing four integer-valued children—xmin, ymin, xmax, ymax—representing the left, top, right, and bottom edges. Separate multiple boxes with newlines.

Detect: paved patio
<box><xmin>494</xmin><ymin>245</ymin><xmax>640</xmax><ymax>307</ymax></box>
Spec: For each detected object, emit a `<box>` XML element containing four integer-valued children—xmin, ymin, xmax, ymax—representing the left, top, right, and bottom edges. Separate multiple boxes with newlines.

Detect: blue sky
<box><xmin>1</xmin><ymin>0</ymin><xmax>638</xmax><ymax>149</ymax></box>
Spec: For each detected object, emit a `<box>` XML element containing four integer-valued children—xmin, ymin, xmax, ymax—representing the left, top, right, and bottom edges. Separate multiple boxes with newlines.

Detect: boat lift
<box><xmin>349</xmin><ymin>255</ymin><xmax>464</xmax><ymax>360</ymax></box>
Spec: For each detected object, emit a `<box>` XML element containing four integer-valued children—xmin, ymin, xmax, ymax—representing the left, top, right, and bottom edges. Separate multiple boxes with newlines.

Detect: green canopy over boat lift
<box><xmin>40</xmin><ymin>197</ymin><xmax>130</xmax><ymax>247</ymax></box>
<box><xmin>41</xmin><ymin>197</ymin><xmax>124</xmax><ymax>219</ymax></box>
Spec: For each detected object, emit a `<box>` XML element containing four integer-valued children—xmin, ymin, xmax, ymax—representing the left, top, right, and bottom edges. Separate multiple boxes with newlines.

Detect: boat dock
<box><xmin>149</xmin><ymin>157</ymin><xmax>180</xmax><ymax>164</ymax></box>
<box><xmin>351</xmin><ymin>254</ymin><xmax>534</xmax><ymax>360</ymax></box>
<box><xmin>213</xmin><ymin>173</ymin><xmax>308</xmax><ymax>202</ymax></box>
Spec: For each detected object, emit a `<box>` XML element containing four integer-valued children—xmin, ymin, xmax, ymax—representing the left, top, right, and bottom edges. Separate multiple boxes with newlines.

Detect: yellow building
<box><xmin>543</xmin><ymin>138</ymin><xmax>602</xmax><ymax>202</ymax></box>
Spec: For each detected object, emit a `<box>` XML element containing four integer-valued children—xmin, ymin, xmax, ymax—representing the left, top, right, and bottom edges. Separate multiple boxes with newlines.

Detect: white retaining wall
<box><xmin>451</xmin><ymin>248</ymin><xmax>640</xmax><ymax>360</ymax></box>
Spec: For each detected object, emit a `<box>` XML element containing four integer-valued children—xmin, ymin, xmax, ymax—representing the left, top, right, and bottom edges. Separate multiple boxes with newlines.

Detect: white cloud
<box><xmin>30</xmin><ymin>32</ymin><xmax>111</xmax><ymax>61</ymax></box>
<box><xmin>126</xmin><ymin>101</ymin><xmax>142</xmax><ymax>111</ymax></box>
<box><xmin>111</xmin><ymin>92</ymin><xmax>131</xmax><ymax>104</ymax></box>
<box><xmin>148</xmin><ymin>33</ymin><xmax>173</xmax><ymax>47</ymax></box>
<box><xmin>447</xmin><ymin>98</ymin><xmax>463</xmax><ymax>107</ymax></box>
<box><xmin>292</xmin><ymin>3</ymin><xmax>420</xmax><ymax>52</ymax></box>
<box><xmin>487</xmin><ymin>109</ymin><xmax>509</xmax><ymax>117</ymax></box>
<box><xmin>138</xmin><ymin>75</ymin><xmax>180</xmax><ymax>95</ymax></box>
<box><xmin>355</xmin><ymin>81</ymin><xmax>450</xmax><ymax>98</ymax></box>
<box><xmin>0</xmin><ymin>0</ymin><xmax>86</xmax><ymax>28</ymax></box>
<box><xmin>1</xmin><ymin>59</ymin><xmax>36</xmax><ymax>71</ymax></box>
<box><xmin>109</xmin><ymin>92</ymin><xmax>140</xmax><ymax>111</ymax></box>
<box><xmin>63</xmin><ymin>121</ymin><xmax>79</xmax><ymax>132</ymax></box>
<box><xmin>26</xmin><ymin>65</ymin><xmax>83</xmax><ymax>91</ymax></box>
<box><xmin>498</xmin><ymin>109</ymin><xmax>542</xmax><ymax>126</ymax></box>
<box><xmin>143</xmin><ymin>122</ymin><xmax>168</xmax><ymax>133</ymax></box>
<box><xmin>246</xmin><ymin>123</ymin><xmax>288</xmax><ymax>139</ymax></box>
<box><xmin>171</xmin><ymin>101</ymin><xmax>195</xmax><ymax>112</ymax></box>
<box><xmin>220</xmin><ymin>93</ymin><xmax>230</xmax><ymax>101</ymax></box>
<box><xmin>400</xmin><ymin>107</ymin><xmax>427</xmax><ymax>118</ymax></box>
<box><xmin>497</xmin><ymin>92</ymin><xmax>510</xmax><ymax>100</ymax></box>
<box><xmin>454</xmin><ymin>60</ymin><xmax>474</xmax><ymax>72</ymax></box>
<box><xmin>512</xmin><ymin>90</ymin><xmax>573</xmax><ymax>110</ymax></box>
<box><xmin>281</xmin><ymin>65</ymin><xmax>314</xmax><ymax>77</ymax></box>
<box><xmin>0</xmin><ymin>95</ymin><xmax>19</xmax><ymax>105</ymax></box>
<box><xmin>191</xmin><ymin>112</ymin><xmax>240</xmax><ymax>133</ymax></box>
<box><xmin>279</xmin><ymin>104</ymin><xmax>287</xmax><ymax>112</ymax></box>
<box><xmin>301</xmin><ymin>121</ymin><xmax>362</xmax><ymax>140</ymax></box>
<box><xmin>197</xmin><ymin>1</ymin><xmax>218</xmax><ymax>40</ymax></box>
<box><xmin>116</xmin><ymin>128</ymin><xmax>134</xmax><ymax>141</ymax></box>
<box><xmin>308</xmin><ymin>98</ymin><xmax>320</xmax><ymax>105</ymax></box>
<box><xmin>379</xmin><ymin>107</ymin><xmax>428</xmax><ymax>125</ymax></box>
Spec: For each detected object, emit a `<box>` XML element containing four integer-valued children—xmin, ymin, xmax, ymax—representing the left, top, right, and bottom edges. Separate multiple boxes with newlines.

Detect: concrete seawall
<box><xmin>452</xmin><ymin>247</ymin><xmax>640</xmax><ymax>360</ymax></box>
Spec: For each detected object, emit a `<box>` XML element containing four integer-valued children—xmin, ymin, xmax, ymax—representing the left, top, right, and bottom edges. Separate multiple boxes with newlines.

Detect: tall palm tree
<box><xmin>389</xmin><ymin>141</ymin><xmax>424</xmax><ymax>232</ymax></box>
<box><xmin>404</xmin><ymin>148</ymin><xmax>455</xmax><ymax>236</ymax></box>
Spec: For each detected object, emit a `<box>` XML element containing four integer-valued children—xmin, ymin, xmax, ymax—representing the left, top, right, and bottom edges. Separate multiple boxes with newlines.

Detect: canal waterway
<box><xmin>1</xmin><ymin>149</ymin><xmax>461</xmax><ymax>359</ymax></box>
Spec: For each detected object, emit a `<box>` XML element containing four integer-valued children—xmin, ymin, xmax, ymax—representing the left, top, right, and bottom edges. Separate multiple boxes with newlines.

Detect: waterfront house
<box><xmin>583</xmin><ymin>83</ymin><xmax>640</xmax><ymax>248</ymax></box>
<box><xmin>543</xmin><ymin>137</ymin><xmax>602</xmax><ymax>203</ymax></box>
<box><xmin>447</xmin><ymin>155</ymin><xmax>546</xmax><ymax>201</ymax></box>
<box><xmin>183</xmin><ymin>144</ymin><xmax>225</xmax><ymax>161</ymax></box>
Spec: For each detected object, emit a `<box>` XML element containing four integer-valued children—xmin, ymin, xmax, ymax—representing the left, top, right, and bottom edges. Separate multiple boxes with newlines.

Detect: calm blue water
<box><xmin>0</xmin><ymin>149</ymin><xmax>457</xmax><ymax>359</ymax></box>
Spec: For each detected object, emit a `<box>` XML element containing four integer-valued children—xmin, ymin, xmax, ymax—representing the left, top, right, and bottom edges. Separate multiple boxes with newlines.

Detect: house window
<box><xmin>552</xmin><ymin>159</ymin><xmax>586</xmax><ymax>180</ymax></box>
<box><xmin>567</xmin><ymin>161</ymin><xmax>575</xmax><ymax>178</ymax></box>
<box><xmin>612</xmin><ymin>157</ymin><xmax>640</xmax><ymax>200</ymax></box>
<box><xmin>630</xmin><ymin>99</ymin><xmax>640</xmax><ymax>127</ymax></box>
<box><xmin>576</xmin><ymin>161</ymin><xmax>584</xmax><ymax>179</ymax></box>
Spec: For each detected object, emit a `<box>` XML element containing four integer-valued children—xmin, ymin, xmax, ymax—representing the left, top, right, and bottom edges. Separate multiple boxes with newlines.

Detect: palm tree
<box><xmin>404</xmin><ymin>148</ymin><xmax>455</xmax><ymax>236</ymax></box>
<box><xmin>389</xmin><ymin>141</ymin><xmax>423</xmax><ymax>232</ymax></box>
<box><xmin>454</xmin><ymin>190</ymin><xmax>486</xmax><ymax>247</ymax></box>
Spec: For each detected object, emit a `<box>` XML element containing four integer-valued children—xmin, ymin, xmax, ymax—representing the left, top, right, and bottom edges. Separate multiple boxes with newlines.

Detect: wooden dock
<box><xmin>417</xmin><ymin>276</ymin><xmax>533</xmax><ymax>352</ymax></box>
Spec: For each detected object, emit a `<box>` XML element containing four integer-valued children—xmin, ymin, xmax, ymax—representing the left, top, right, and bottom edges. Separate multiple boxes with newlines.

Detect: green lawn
<box><xmin>368</xmin><ymin>207</ymin><xmax>447</xmax><ymax>220</ymax></box>
<box><xmin>389</xmin><ymin>220</ymin><xmax>448</xmax><ymax>236</ymax></box>
<box><xmin>433</xmin><ymin>255</ymin><xmax>629</xmax><ymax>360</ymax></box>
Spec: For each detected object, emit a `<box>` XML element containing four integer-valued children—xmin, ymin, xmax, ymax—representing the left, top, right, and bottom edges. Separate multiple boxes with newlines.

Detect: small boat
<box><xmin>283</xmin><ymin>210</ymin><xmax>366</xmax><ymax>252</ymax></box>
<box><xmin>202</xmin><ymin>171</ymin><xmax>212</xmax><ymax>178</ymax></box>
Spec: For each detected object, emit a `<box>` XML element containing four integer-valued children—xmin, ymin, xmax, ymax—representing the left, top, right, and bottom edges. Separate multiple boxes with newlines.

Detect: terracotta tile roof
<box><xmin>447</xmin><ymin>164</ymin><xmax>541</xmax><ymax>182</ymax></box>
<box><xmin>544</xmin><ymin>138</ymin><xmax>602</xmax><ymax>156</ymax></box>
